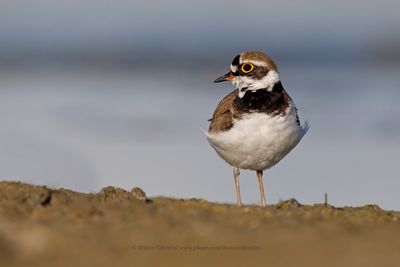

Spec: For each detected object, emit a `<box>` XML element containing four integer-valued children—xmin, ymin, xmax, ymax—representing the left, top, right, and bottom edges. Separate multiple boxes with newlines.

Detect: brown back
<box><xmin>208</xmin><ymin>89</ymin><xmax>241</xmax><ymax>132</ymax></box>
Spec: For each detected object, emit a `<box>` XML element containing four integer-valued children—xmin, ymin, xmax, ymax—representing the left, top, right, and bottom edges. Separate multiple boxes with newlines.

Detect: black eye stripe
<box><xmin>236</xmin><ymin>65</ymin><xmax>270</xmax><ymax>79</ymax></box>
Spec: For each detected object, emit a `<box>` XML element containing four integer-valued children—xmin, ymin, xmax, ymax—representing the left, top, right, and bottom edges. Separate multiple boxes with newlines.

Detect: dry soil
<box><xmin>0</xmin><ymin>181</ymin><xmax>399</xmax><ymax>267</ymax></box>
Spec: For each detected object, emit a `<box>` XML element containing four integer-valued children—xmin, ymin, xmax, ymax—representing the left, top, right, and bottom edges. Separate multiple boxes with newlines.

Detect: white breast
<box><xmin>206</xmin><ymin>105</ymin><xmax>309</xmax><ymax>171</ymax></box>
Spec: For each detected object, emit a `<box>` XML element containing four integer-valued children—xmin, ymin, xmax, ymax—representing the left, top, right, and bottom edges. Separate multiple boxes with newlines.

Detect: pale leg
<box><xmin>233</xmin><ymin>167</ymin><xmax>242</xmax><ymax>207</ymax></box>
<box><xmin>257</xmin><ymin>170</ymin><xmax>267</xmax><ymax>207</ymax></box>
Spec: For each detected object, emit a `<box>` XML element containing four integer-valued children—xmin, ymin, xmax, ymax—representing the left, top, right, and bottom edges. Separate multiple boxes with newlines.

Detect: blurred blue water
<box><xmin>0</xmin><ymin>0</ymin><xmax>399</xmax><ymax>209</ymax></box>
<box><xmin>0</xmin><ymin>64</ymin><xmax>398</xmax><ymax>209</ymax></box>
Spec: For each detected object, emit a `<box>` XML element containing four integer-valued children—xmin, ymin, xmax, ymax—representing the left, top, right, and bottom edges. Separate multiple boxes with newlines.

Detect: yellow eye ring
<box><xmin>241</xmin><ymin>63</ymin><xmax>254</xmax><ymax>73</ymax></box>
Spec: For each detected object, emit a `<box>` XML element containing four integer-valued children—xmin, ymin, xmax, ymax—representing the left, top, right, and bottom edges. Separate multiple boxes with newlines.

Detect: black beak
<box><xmin>214</xmin><ymin>72</ymin><xmax>234</xmax><ymax>83</ymax></box>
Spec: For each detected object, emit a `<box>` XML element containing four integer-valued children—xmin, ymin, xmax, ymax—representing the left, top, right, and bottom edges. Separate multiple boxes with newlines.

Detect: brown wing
<box><xmin>208</xmin><ymin>89</ymin><xmax>242</xmax><ymax>133</ymax></box>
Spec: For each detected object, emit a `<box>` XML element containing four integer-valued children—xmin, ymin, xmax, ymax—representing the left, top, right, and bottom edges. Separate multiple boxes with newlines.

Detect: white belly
<box><xmin>206</xmin><ymin>108</ymin><xmax>309</xmax><ymax>170</ymax></box>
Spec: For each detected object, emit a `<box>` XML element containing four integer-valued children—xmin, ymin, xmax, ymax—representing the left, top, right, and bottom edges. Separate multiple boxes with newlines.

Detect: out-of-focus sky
<box><xmin>0</xmin><ymin>0</ymin><xmax>399</xmax><ymax>209</ymax></box>
<box><xmin>1</xmin><ymin>0</ymin><xmax>399</xmax><ymax>65</ymax></box>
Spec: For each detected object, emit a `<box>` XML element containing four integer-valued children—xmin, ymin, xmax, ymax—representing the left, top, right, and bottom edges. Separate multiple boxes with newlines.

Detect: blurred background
<box><xmin>0</xmin><ymin>0</ymin><xmax>399</xmax><ymax>209</ymax></box>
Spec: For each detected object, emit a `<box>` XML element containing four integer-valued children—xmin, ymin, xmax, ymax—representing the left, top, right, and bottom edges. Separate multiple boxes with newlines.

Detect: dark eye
<box><xmin>241</xmin><ymin>63</ymin><xmax>254</xmax><ymax>73</ymax></box>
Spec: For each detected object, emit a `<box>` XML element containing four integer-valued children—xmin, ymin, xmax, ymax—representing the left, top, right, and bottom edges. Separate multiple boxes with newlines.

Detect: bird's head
<box><xmin>214</xmin><ymin>51</ymin><xmax>280</xmax><ymax>98</ymax></box>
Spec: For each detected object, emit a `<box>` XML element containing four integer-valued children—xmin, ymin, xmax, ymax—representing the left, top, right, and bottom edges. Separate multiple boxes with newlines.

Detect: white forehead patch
<box><xmin>230</xmin><ymin>64</ymin><xmax>238</xmax><ymax>72</ymax></box>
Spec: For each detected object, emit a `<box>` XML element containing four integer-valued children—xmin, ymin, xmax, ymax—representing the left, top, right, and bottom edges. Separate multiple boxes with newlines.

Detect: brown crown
<box><xmin>240</xmin><ymin>51</ymin><xmax>278</xmax><ymax>71</ymax></box>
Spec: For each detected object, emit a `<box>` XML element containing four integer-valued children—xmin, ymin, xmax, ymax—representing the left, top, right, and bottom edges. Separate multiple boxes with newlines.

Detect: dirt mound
<box><xmin>0</xmin><ymin>181</ymin><xmax>399</xmax><ymax>267</ymax></box>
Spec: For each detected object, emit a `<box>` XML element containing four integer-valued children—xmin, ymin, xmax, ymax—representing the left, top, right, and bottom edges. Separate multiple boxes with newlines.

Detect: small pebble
<box><xmin>131</xmin><ymin>187</ymin><xmax>147</xmax><ymax>201</ymax></box>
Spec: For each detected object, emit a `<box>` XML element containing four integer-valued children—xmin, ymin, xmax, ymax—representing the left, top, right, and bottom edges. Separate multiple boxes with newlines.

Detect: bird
<box><xmin>205</xmin><ymin>51</ymin><xmax>309</xmax><ymax>207</ymax></box>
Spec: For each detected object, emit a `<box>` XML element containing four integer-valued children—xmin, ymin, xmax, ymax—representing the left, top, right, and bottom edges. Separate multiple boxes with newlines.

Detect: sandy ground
<box><xmin>0</xmin><ymin>181</ymin><xmax>400</xmax><ymax>267</ymax></box>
